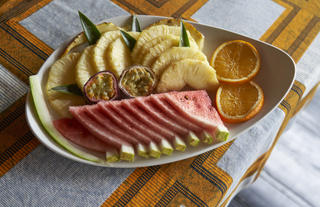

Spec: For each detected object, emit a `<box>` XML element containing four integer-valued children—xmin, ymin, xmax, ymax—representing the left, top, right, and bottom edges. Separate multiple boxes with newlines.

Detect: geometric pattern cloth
<box><xmin>0</xmin><ymin>0</ymin><xmax>319</xmax><ymax>206</ymax></box>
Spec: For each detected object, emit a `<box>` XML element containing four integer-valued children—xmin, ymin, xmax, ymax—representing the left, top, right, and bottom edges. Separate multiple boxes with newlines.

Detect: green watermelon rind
<box><xmin>29</xmin><ymin>75</ymin><xmax>106</xmax><ymax>164</ymax></box>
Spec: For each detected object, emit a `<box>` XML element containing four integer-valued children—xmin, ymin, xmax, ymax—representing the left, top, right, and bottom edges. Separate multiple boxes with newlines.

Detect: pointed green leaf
<box><xmin>51</xmin><ymin>84</ymin><xmax>83</xmax><ymax>96</ymax></box>
<box><xmin>78</xmin><ymin>11</ymin><xmax>101</xmax><ymax>45</ymax></box>
<box><xmin>179</xmin><ymin>21</ymin><xmax>190</xmax><ymax>47</ymax></box>
<box><xmin>132</xmin><ymin>15</ymin><xmax>141</xmax><ymax>32</ymax></box>
<box><xmin>120</xmin><ymin>30</ymin><xmax>136</xmax><ymax>51</ymax></box>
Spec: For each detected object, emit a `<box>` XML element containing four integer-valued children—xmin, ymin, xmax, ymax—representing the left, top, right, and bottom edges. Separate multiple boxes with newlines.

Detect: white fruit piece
<box><xmin>184</xmin><ymin>22</ymin><xmax>204</xmax><ymax>51</ymax></box>
<box><xmin>174</xmin><ymin>136</ymin><xmax>186</xmax><ymax>151</ymax></box>
<box><xmin>141</xmin><ymin>37</ymin><xmax>179</xmax><ymax>67</ymax></box>
<box><xmin>75</xmin><ymin>46</ymin><xmax>96</xmax><ymax>90</ymax></box>
<box><xmin>160</xmin><ymin>139</ymin><xmax>174</xmax><ymax>155</ymax></box>
<box><xmin>120</xmin><ymin>145</ymin><xmax>135</xmax><ymax>162</ymax></box>
<box><xmin>157</xmin><ymin>59</ymin><xmax>219</xmax><ymax>93</ymax></box>
<box><xmin>187</xmin><ymin>132</ymin><xmax>200</xmax><ymax>146</ymax></box>
<box><xmin>46</xmin><ymin>53</ymin><xmax>85</xmax><ymax>118</ymax></box>
<box><xmin>149</xmin><ymin>141</ymin><xmax>161</xmax><ymax>158</ymax></box>
<box><xmin>131</xmin><ymin>25</ymin><xmax>198</xmax><ymax>61</ymax></box>
<box><xmin>93</xmin><ymin>30</ymin><xmax>121</xmax><ymax>73</ymax></box>
<box><xmin>62</xmin><ymin>22</ymin><xmax>119</xmax><ymax>56</ymax></box>
<box><xmin>215</xmin><ymin>125</ymin><xmax>229</xmax><ymax>142</ymax></box>
<box><xmin>106</xmin><ymin>149</ymin><xmax>120</xmax><ymax>162</ymax></box>
<box><xmin>137</xmin><ymin>143</ymin><xmax>148</xmax><ymax>158</ymax></box>
<box><xmin>151</xmin><ymin>47</ymin><xmax>208</xmax><ymax>77</ymax></box>
<box><xmin>107</xmin><ymin>32</ymin><xmax>140</xmax><ymax>77</ymax></box>
<box><xmin>134</xmin><ymin>34</ymin><xmax>178</xmax><ymax>64</ymax></box>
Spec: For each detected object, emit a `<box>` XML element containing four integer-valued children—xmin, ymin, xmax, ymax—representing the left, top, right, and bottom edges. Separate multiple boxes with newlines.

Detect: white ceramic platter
<box><xmin>25</xmin><ymin>15</ymin><xmax>296</xmax><ymax>168</ymax></box>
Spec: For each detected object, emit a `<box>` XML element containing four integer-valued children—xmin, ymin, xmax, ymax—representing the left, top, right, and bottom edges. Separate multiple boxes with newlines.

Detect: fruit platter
<box><xmin>26</xmin><ymin>14</ymin><xmax>295</xmax><ymax>167</ymax></box>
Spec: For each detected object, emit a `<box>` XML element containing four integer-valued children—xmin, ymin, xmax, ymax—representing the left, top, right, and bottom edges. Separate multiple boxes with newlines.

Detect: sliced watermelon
<box><xmin>51</xmin><ymin>89</ymin><xmax>229</xmax><ymax>162</ymax></box>
<box><xmin>134</xmin><ymin>98</ymin><xmax>188</xmax><ymax>135</ymax></box>
<box><xmin>162</xmin><ymin>90</ymin><xmax>229</xmax><ymax>141</ymax></box>
<box><xmin>53</xmin><ymin>118</ymin><xmax>112</xmax><ymax>152</ymax></box>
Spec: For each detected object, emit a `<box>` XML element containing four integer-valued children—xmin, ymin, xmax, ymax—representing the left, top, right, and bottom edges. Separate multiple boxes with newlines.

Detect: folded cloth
<box><xmin>0</xmin><ymin>0</ymin><xmax>320</xmax><ymax>206</ymax></box>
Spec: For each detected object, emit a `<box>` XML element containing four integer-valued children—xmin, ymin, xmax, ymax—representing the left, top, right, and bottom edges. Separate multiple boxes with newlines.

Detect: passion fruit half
<box><xmin>83</xmin><ymin>71</ymin><xmax>118</xmax><ymax>103</ymax></box>
<box><xmin>119</xmin><ymin>65</ymin><xmax>157</xmax><ymax>98</ymax></box>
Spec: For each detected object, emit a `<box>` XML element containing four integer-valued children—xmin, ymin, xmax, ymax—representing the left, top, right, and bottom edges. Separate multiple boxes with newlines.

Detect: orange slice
<box><xmin>211</xmin><ymin>40</ymin><xmax>260</xmax><ymax>83</ymax></box>
<box><xmin>216</xmin><ymin>81</ymin><xmax>264</xmax><ymax>123</ymax></box>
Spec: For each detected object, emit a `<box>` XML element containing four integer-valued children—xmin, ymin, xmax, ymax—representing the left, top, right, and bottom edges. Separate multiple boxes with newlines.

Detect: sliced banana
<box><xmin>93</xmin><ymin>30</ymin><xmax>121</xmax><ymax>73</ymax></box>
<box><xmin>152</xmin><ymin>47</ymin><xmax>207</xmax><ymax>77</ymax></box>
<box><xmin>62</xmin><ymin>22</ymin><xmax>119</xmax><ymax>56</ymax></box>
<box><xmin>46</xmin><ymin>53</ymin><xmax>85</xmax><ymax>117</ymax></box>
<box><xmin>132</xmin><ymin>25</ymin><xmax>197</xmax><ymax>61</ymax></box>
<box><xmin>141</xmin><ymin>37</ymin><xmax>179</xmax><ymax>67</ymax></box>
<box><xmin>148</xmin><ymin>18</ymin><xmax>205</xmax><ymax>50</ymax></box>
<box><xmin>75</xmin><ymin>46</ymin><xmax>96</xmax><ymax>90</ymax></box>
<box><xmin>107</xmin><ymin>32</ymin><xmax>140</xmax><ymax>77</ymax></box>
<box><xmin>157</xmin><ymin>59</ymin><xmax>219</xmax><ymax>93</ymax></box>
<box><xmin>135</xmin><ymin>34</ymin><xmax>178</xmax><ymax>64</ymax></box>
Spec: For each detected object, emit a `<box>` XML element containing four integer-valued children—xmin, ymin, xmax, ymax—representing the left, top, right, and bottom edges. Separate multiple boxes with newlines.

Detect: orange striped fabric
<box><xmin>0</xmin><ymin>0</ymin><xmax>319</xmax><ymax>206</ymax></box>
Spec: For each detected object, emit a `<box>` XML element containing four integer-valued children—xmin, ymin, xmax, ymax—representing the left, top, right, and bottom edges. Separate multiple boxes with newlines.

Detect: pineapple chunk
<box><xmin>46</xmin><ymin>53</ymin><xmax>85</xmax><ymax>117</ymax></box>
<box><xmin>62</xmin><ymin>22</ymin><xmax>119</xmax><ymax>56</ymax></box>
<box><xmin>75</xmin><ymin>45</ymin><xmax>96</xmax><ymax>90</ymax></box>
<box><xmin>132</xmin><ymin>25</ymin><xmax>198</xmax><ymax>61</ymax></box>
<box><xmin>141</xmin><ymin>37</ymin><xmax>179</xmax><ymax>67</ymax></box>
<box><xmin>157</xmin><ymin>59</ymin><xmax>219</xmax><ymax>93</ymax></box>
<box><xmin>147</xmin><ymin>18</ymin><xmax>205</xmax><ymax>50</ymax></box>
<box><xmin>151</xmin><ymin>47</ymin><xmax>207</xmax><ymax>77</ymax></box>
<box><xmin>134</xmin><ymin>35</ymin><xmax>177</xmax><ymax>64</ymax></box>
<box><xmin>107</xmin><ymin>32</ymin><xmax>140</xmax><ymax>77</ymax></box>
<box><xmin>93</xmin><ymin>30</ymin><xmax>120</xmax><ymax>72</ymax></box>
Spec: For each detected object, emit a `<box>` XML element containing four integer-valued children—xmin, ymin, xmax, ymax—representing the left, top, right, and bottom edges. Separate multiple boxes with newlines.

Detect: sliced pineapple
<box><xmin>46</xmin><ymin>53</ymin><xmax>85</xmax><ymax>117</ymax></box>
<box><xmin>107</xmin><ymin>32</ymin><xmax>140</xmax><ymax>77</ymax></box>
<box><xmin>127</xmin><ymin>31</ymin><xmax>140</xmax><ymax>39</ymax></box>
<box><xmin>62</xmin><ymin>22</ymin><xmax>119</xmax><ymax>56</ymax></box>
<box><xmin>147</xmin><ymin>18</ymin><xmax>205</xmax><ymax>50</ymax></box>
<box><xmin>157</xmin><ymin>59</ymin><xmax>219</xmax><ymax>93</ymax></box>
<box><xmin>93</xmin><ymin>30</ymin><xmax>121</xmax><ymax>73</ymax></box>
<box><xmin>132</xmin><ymin>25</ymin><xmax>197</xmax><ymax>61</ymax></box>
<box><xmin>141</xmin><ymin>37</ymin><xmax>179</xmax><ymax>67</ymax></box>
<box><xmin>134</xmin><ymin>34</ymin><xmax>178</xmax><ymax>64</ymax></box>
<box><xmin>75</xmin><ymin>45</ymin><xmax>96</xmax><ymax>90</ymax></box>
<box><xmin>152</xmin><ymin>47</ymin><xmax>208</xmax><ymax>77</ymax></box>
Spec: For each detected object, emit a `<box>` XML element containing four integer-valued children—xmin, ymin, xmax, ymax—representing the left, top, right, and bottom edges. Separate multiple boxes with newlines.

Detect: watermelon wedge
<box><xmin>29</xmin><ymin>75</ymin><xmax>106</xmax><ymax>163</ymax></box>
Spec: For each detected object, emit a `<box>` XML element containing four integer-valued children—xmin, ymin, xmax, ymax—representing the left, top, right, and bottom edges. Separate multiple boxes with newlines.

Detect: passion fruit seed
<box><xmin>119</xmin><ymin>66</ymin><xmax>156</xmax><ymax>97</ymax></box>
<box><xmin>84</xmin><ymin>71</ymin><xmax>118</xmax><ymax>103</ymax></box>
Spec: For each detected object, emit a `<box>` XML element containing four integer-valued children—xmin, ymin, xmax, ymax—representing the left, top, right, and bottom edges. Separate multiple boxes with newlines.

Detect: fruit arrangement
<box><xmin>32</xmin><ymin>12</ymin><xmax>264</xmax><ymax>162</ymax></box>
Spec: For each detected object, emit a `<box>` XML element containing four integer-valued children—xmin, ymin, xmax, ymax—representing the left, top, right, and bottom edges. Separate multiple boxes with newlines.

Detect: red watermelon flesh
<box><xmin>96</xmin><ymin>102</ymin><xmax>152</xmax><ymax>145</ymax></box>
<box><xmin>53</xmin><ymin>118</ymin><xmax>112</xmax><ymax>152</ymax></box>
<box><xmin>148</xmin><ymin>95</ymin><xmax>202</xmax><ymax>133</ymax></box>
<box><xmin>133</xmin><ymin>98</ymin><xmax>188</xmax><ymax>135</ymax></box>
<box><xmin>162</xmin><ymin>91</ymin><xmax>224</xmax><ymax>134</ymax></box>
<box><xmin>69</xmin><ymin>106</ymin><xmax>131</xmax><ymax>150</ymax></box>
<box><xmin>99</xmin><ymin>101</ymin><xmax>165</xmax><ymax>144</ymax></box>
<box><xmin>118</xmin><ymin>101</ymin><xmax>177</xmax><ymax>142</ymax></box>
<box><xmin>84</xmin><ymin>106</ymin><xmax>142</xmax><ymax>146</ymax></box>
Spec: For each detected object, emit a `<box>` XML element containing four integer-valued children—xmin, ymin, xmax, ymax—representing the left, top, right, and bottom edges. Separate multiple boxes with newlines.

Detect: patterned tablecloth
<box><xmin>0</xmin><ymin>0</ymin><xmax>319</xmax><ymax>206</ymax></box>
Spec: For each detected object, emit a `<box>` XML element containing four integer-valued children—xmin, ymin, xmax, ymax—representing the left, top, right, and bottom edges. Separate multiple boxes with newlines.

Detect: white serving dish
<box><xmin>25</xmin><ymin>15</ymin><xmax>296</xmax><ymax>168</ymax></box>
